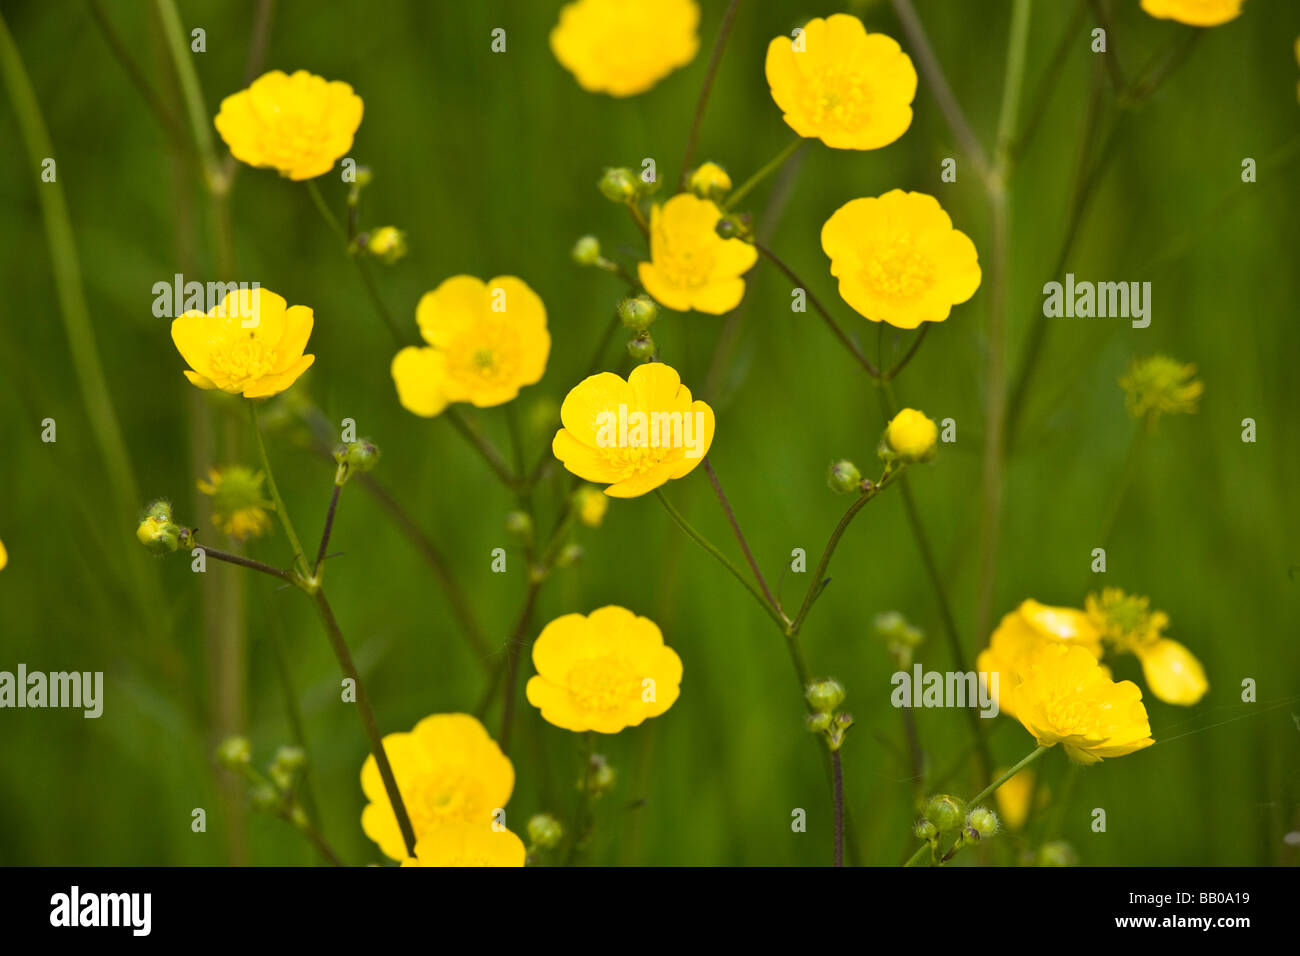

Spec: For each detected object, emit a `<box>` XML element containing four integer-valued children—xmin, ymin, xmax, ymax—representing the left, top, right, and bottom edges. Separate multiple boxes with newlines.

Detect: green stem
<box><xmin>678</xmin><ymin>0</ymin><xmax>743</xmax><ymax>189</ymax></box>
<box><xmin>445</xmin><ymin>406</ymin><xmax>522</xmax><ymax>490</ymax></box>
<box><xmin>832</xmin><ymin>748</ymin><xmax>844</xmax><ymax>867</ymax></box>
<box><xmin>903</xmin><ymin>745</ymin><xmax>1049</xmax><ymax>866</ymax></box>
<box><xmin>250</xmin><ymin>402</ymin><xmax>310</xmax><ymax>578</ymax></box>
<box><xmin>153</xmin><ymin>0</ymin><xmax>224</xmax><ymax>190</ymax></box>
<box><xmin>654</xmin><ymin>489</ymin><xmax>786</xmax><ymax>630</ymax></box>
<box><xmin>305</xmin><ymin>179</ymin><xmax>409</xmax><ymax>345</ymax></box>
<box><xmin>724</xmin><ymin>137</ymin><xmax>804</xmax><ymax>210</ymax></box>
<box><xmin>0</xmin><ymin>11</ymin><xmax>160</xmax><ymax>631</ymax></box>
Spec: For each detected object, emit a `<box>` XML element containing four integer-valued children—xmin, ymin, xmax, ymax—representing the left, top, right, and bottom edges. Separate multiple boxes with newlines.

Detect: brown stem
<box><xmin>677</xmin><ymin>0</ymin><xmax>743</xmax><ymax>189</ymax></box>
<box><xmin>499</xmin><ymin>579</ymin><xmax>542</xmax><ymax>754</ymax></box>
<box><xmin>702</xmin><ymin>458</ymin><xmax>784</xmax><ymax>620</ymax></box>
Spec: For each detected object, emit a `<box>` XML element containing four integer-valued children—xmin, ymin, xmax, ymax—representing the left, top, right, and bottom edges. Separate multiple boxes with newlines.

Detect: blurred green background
<box><xmin>1</xmin><ymin>0</ymin><xmax>1297</xmax><ymax>866</ymax></box>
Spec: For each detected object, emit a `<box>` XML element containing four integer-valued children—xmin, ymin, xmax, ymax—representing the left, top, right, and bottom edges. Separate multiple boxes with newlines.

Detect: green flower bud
<box><xmin>914</xmin><ymin>819</ymin><xmax>938</xmax><ymax>842</ymax></box>
<box><xmin>598</xmin><ymin>167</ymin><xmax>638</xmax><ymax>203</ymax></box>
<box><xmin>805</xmin><ymin>678</ymin><xmax>845</xmax><ymax>714</ymax></box>
<box><xmin>627</xmin><ymin>334</ymin><xmax>655</xmax><ymax>362</ymax></box>
<box><xmin>827</xmin><ymin>460</ymin><xmax>862</xmax><ymax>495</ymax></box>
<box><xmin>580</xmin><ymin>754</ymin><xmax>616</xmax><ymax>798</ymax></box>
<box><xmin>572</xmin><ymin>235</ymin><xmax>602</xmax><ymax>266</ymax></box>
<box><xmin>968</xmin><ymin>806</ymin><xmax>998</xmax><ymax>840</ymax></box>
<box><xmin>334</xmin><ymin>439</ymin><xmax>381</xmax><ymax>484</ymax></box>
<box><xmin>364</xmin><ymin>226</ymin><xmax>407</xmax><ymax>264</ymax></box>
<box><xmin>555</xmin><ymin>542</ymin><xmax>585</xmax><ymax>568</ymax></box>
<box><xmin>215</xmin><ymin>735</ymin><xmax>251</xmax><ymax>769</ymax></box>
<box><xmin>924</xmin><ymin>794</ymin><xmax>965</xmax><ymax>833</ymax></box>
<box><xmin>505</xmin><ymin>511</ymin><xmax>533</xmax><ymax>542</ymax></box>
<box><xmin>617</xmin><ymin>295</ymin><xmax>659</xmax><ymax>331</ymax></box>
<box><xmin>353</xmin><ymin>166</ymin><xmax>374</xmax><ymax>189</ymax></box>
<box><xmin>1037</xmin><ymin>840</ymin><xmax>1079</xmax><ymax>867</ymax></box>
<box><xmin>806</xmin><ymin>711</ymin><xmax>832</xmax><ymax>733</ymax></box>
<box><xmin>288</xmin><ymin>804</ymin><xmax>309</xmax><ymax>829</ymax></box>
<box><xmin>250</xmin><ymin>783</ymin><xmax>280</xmax><ymax>812</ymax></box>
<box><xmin>527</xmin><ymin>813</ymin><xmax>564</xmax><ymax>850</ymax></box>
<box><xmin>136</xmin><ymin>499</ymin><xmax>189</xmax><ymax>555</ymax></box>
<box><xmin>715</xmin><ymin>216</ymin><xmax>744</xmax><ymax>240</ymax></box>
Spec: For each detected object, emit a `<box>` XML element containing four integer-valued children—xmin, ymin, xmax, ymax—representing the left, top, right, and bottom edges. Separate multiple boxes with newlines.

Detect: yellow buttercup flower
<box><xmin>214</xmin><ymin>69</ymin><xmax>363</xmax><ymax>180</ymax></box>
<box><xmin>688</xmin><ymin>162</ymin><xmax>731</xmax><ymax>201</ymax></box>
<box><xmin>550</xmin><ymin>0</ymin><xmax>699</xmax><ymax>97</ymax></box>
<box><xmin>360</xmin><ymin>713</ymin><xmax>514</xmax><ymax>862</ymax></box>
<box><xmin>171</xmin><ymin>288</ymin><xmax>315</xmax><ymax>398</ymax></box>
<box><xmin>978</xmin><ymin>600</ymin><xmax>1103</xmax><ymax>717</ymax></box>
<box><xmin>0</xmin><ymin>536</ymin><xmax>7</xmax><ymax>571</ymax></box>
<box><xmin>1012</xmin><ymin>643</ymin><xmax>1154</xmax><ymax>765</ymax></box>
<box><xmin>1140</xmin><ymin>0</ymin><xmax>1245</xmax><ymax>27</ymax></box>
<box><xmin>391</xmin><ymin>275</ymin><xmax>550</xmax><ymax>417</ymax></box>
<box><xmin>196</xmin><ymin>466</ymin><xmax>272</xmax><ymax>541</ymax></box>
<box><xmin>575</xmin><ymin>485</ymin><xmax>609</xmax><ymax>527</ymax></box>
<box><xmin>1086</xmin><ymin>588</ymin><xmax>1207</xmax><ymax>705</ymax></box>
<box><xmin>821</xmin><ymin>190</ymin><xmax>981</xmax><ymax>329</ymax></box>
<box><xmin>884</xmin><ymin>408</ymin><xmax>937</xmax><ymax>461</ymax></box>
<box><xmin>400</xmin><ymin>822</ymin><xmax>526</xmax><ymax>868</ymax></box>
<box><xmin>525</xmin><ymin>606</ymin><xmax>682</xmax><ymax>733</ymax></box>
<box><xmin>1119</xmin><ymin>354</ymin><xmax>1203</xmax><ymax>426</ymax></box>
<box><xmin>638</xmin><ymin>194</ymin><xmax>757</xmax><ymax>314</ymax></box>
<box><xmin>552</xmin><ymin>362</ymin><xmax>714</xmax><ymax>498</ymax></box>
<box><xmin>765</xmin><ymin>14</ymin><xmax>917</xmax><ymax>150</ymax></box>
<box><xmin>1135</xmin><ymin>639</ymin><xmax>1209</xmax><ymax>706</ymax></box>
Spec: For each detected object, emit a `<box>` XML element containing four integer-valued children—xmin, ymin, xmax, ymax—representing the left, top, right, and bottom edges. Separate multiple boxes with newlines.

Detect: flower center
<box><xmin>859</xmin><ymin>237</ymin><xmax>935</xmax><ymax>300</ymax></box>
<box><xmin>208</xmin><ymin>334</ymin><xmax>280</xmax><ymax>387</ymax></box>
<box><xmin>566</xmin><ymin>655</ymin><xmax>641</xmax><ymax>712</ymax></box>
<box><xmin>446</xmin><ymin>326</ymin><xmax>519</xmax><ymax>387</ymax></box>
<box><xmin>802</xmin><ymin>67</ymin><xmax>874</xmax><ymax>130</ymax></box>
<box><xmin>655</xmin><ymin>238</ymin><xmax>715</xmax><ymax>289</ymax></box>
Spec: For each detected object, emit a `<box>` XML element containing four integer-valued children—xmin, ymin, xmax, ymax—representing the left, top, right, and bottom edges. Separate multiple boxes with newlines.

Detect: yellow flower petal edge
<box><xmin>977</xmin><ymin>599</ymin><xmax>1103</xmax><ymax>717</ymax></box>
<box><xmin>360</xmin><ymin>713</ymin><xmax>514</xmax><ymax>862</ymax></box>
<box><xmin>765</xmin><ymin>14</ymin><xmax>917</xmax><ymax>150</ymax></box>
<box><xmin>0</xmin><ymin>536</ymin><xmax>7</xmax><ymax>572</ymax></box>
<box><xmin>821</xmin><ymin>190</ymin><xmax>981</xmax><ymax>329</ymax></box>
<box><xmin>1012</xmin><ymin>643</ymin><xmax>1154</xmax><ymax>765</ymax></box>
<box><xmin>1136</xmin><ymin>638</ymin><xmax>1209</xmax><ymax>706</ymax></box>
<box><xmin>170</xmin><ymin>287</ymin><xmax>315</xmax><ymax>398</ymax></box>
<box><xmin>526</xmin><ymin>605</ymin><xmax>683</xmax><ymax>733</ymax></box>
<box><xmin>214</xmin><ymin>69</ymin><xmax>363</xmax><ymax>180</ymax></box>
<box><xmin>551</xmin><ymin>361</ymin><xmax>714</xmax><ymax>498</ymax></box>
<box><xmin>1139</xmin><ymin>0</ymin><xmax>1245</xmax><ymax>28</ymax></box>
<box><xmin>550</xmin><ymin>0</ymin><xmax>700</xmax><ymax>97</ymax></box>
<box><xmin>401</xmin><ymin>822</ymin><xmax>526</xmax><ymax>867</ymax></box>
<box><xmin>638</xmin><ymin>194</ymin><xmax>757</xmax><ymax>315</ymax></box>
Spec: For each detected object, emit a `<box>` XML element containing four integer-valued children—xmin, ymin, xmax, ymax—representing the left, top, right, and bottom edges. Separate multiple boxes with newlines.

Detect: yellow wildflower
<box><xmin>196</xmin><ymin>466</ymin><xmax>272</xmax><ymax>541</ymax></box>
<box><xmin>400</xmin><ymin>822</ymin><xmax>525</xmax><ymax>868</ymax></box>
<box><xmin>1120</xmin><ymin>354</ymin><xmax>1203</xmax><ymax>425</ymax></box>
<box><xmin>638</xmin><ymin>194</ymin><xmax>757</xmax><ymax>314</ymax></box>
<box><xmin>1140</xmin><ymin>0</ymin><xmax>1245</xmax><ymax>27</ymax></box>
<box><xmin>550</xmin><ymin>0</ymin><xmax>699</xmax><ymax>97</ymax></box>
<box><xmin>765</xmin><ymin>14</ymin><xmax>917</xmax><ymax>150</ymax></box>
<box><xmin>978</xmin><ymin>600</ymin><xmax>1103</xmax><ymax>717</ymax></box>
<box><xmin>552</xmin><ymin>362</ymin><xmax>714</xmax><ymax>498</ymax></box>
<box><xmin>1086</xmin><ymin>588</ymin><xmax>1207</xmax><ymax>705</ymax></box>
<box><xmin>575</xmin><ymin>485</ymin><xmax>609</xmax><ymax>527</ymax></box>
<box><xmin>360</xmin><ymin>713</ymin><xmax>514</xmax><ymax>863</ymax></box>
<box><xmin>1012</xmin><ymin>643</ymin><xmax>1154</xmax><ymax>765</ymax></box>
<box><xmin>365</xmin><ymin>226</ymin><xmax>407</xmax><ymax>264</ymax></box>
<box><xmin>171</xmin><ymin>287</ymin><xmax>315</xmax><ymax>398</ymax></box>
<box><xmin>391</xmin><ymin>275</ymin><xmax>550</xmax><ymax>417</ymax></box>
<box><xmin>688</xmin><ymin>162</ymin><xmax>731</xmax><ymax>201</ymax></box>
<box><xmin>214</xmin><ymin>69</ymin><xmax>363</xmax><ymax>180</ymax></box>
<box><xmin>884</xmin><ymin>408</ymin><xmax>938</xmax><ymax>461</ymax></box>
<box><xmin>821</xmin><ymin>190</ymin><xmax>981</xmax><ymax>329</ymax></box>
<box><xmin>525</xmin><ymin>606</ymin><xmax>682</xmax><ymax>733</ymax></box>
<box><xmin>0</xmin><ymin>536</ymin><xmax>7</xmax><ymax>571</ymax></box>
